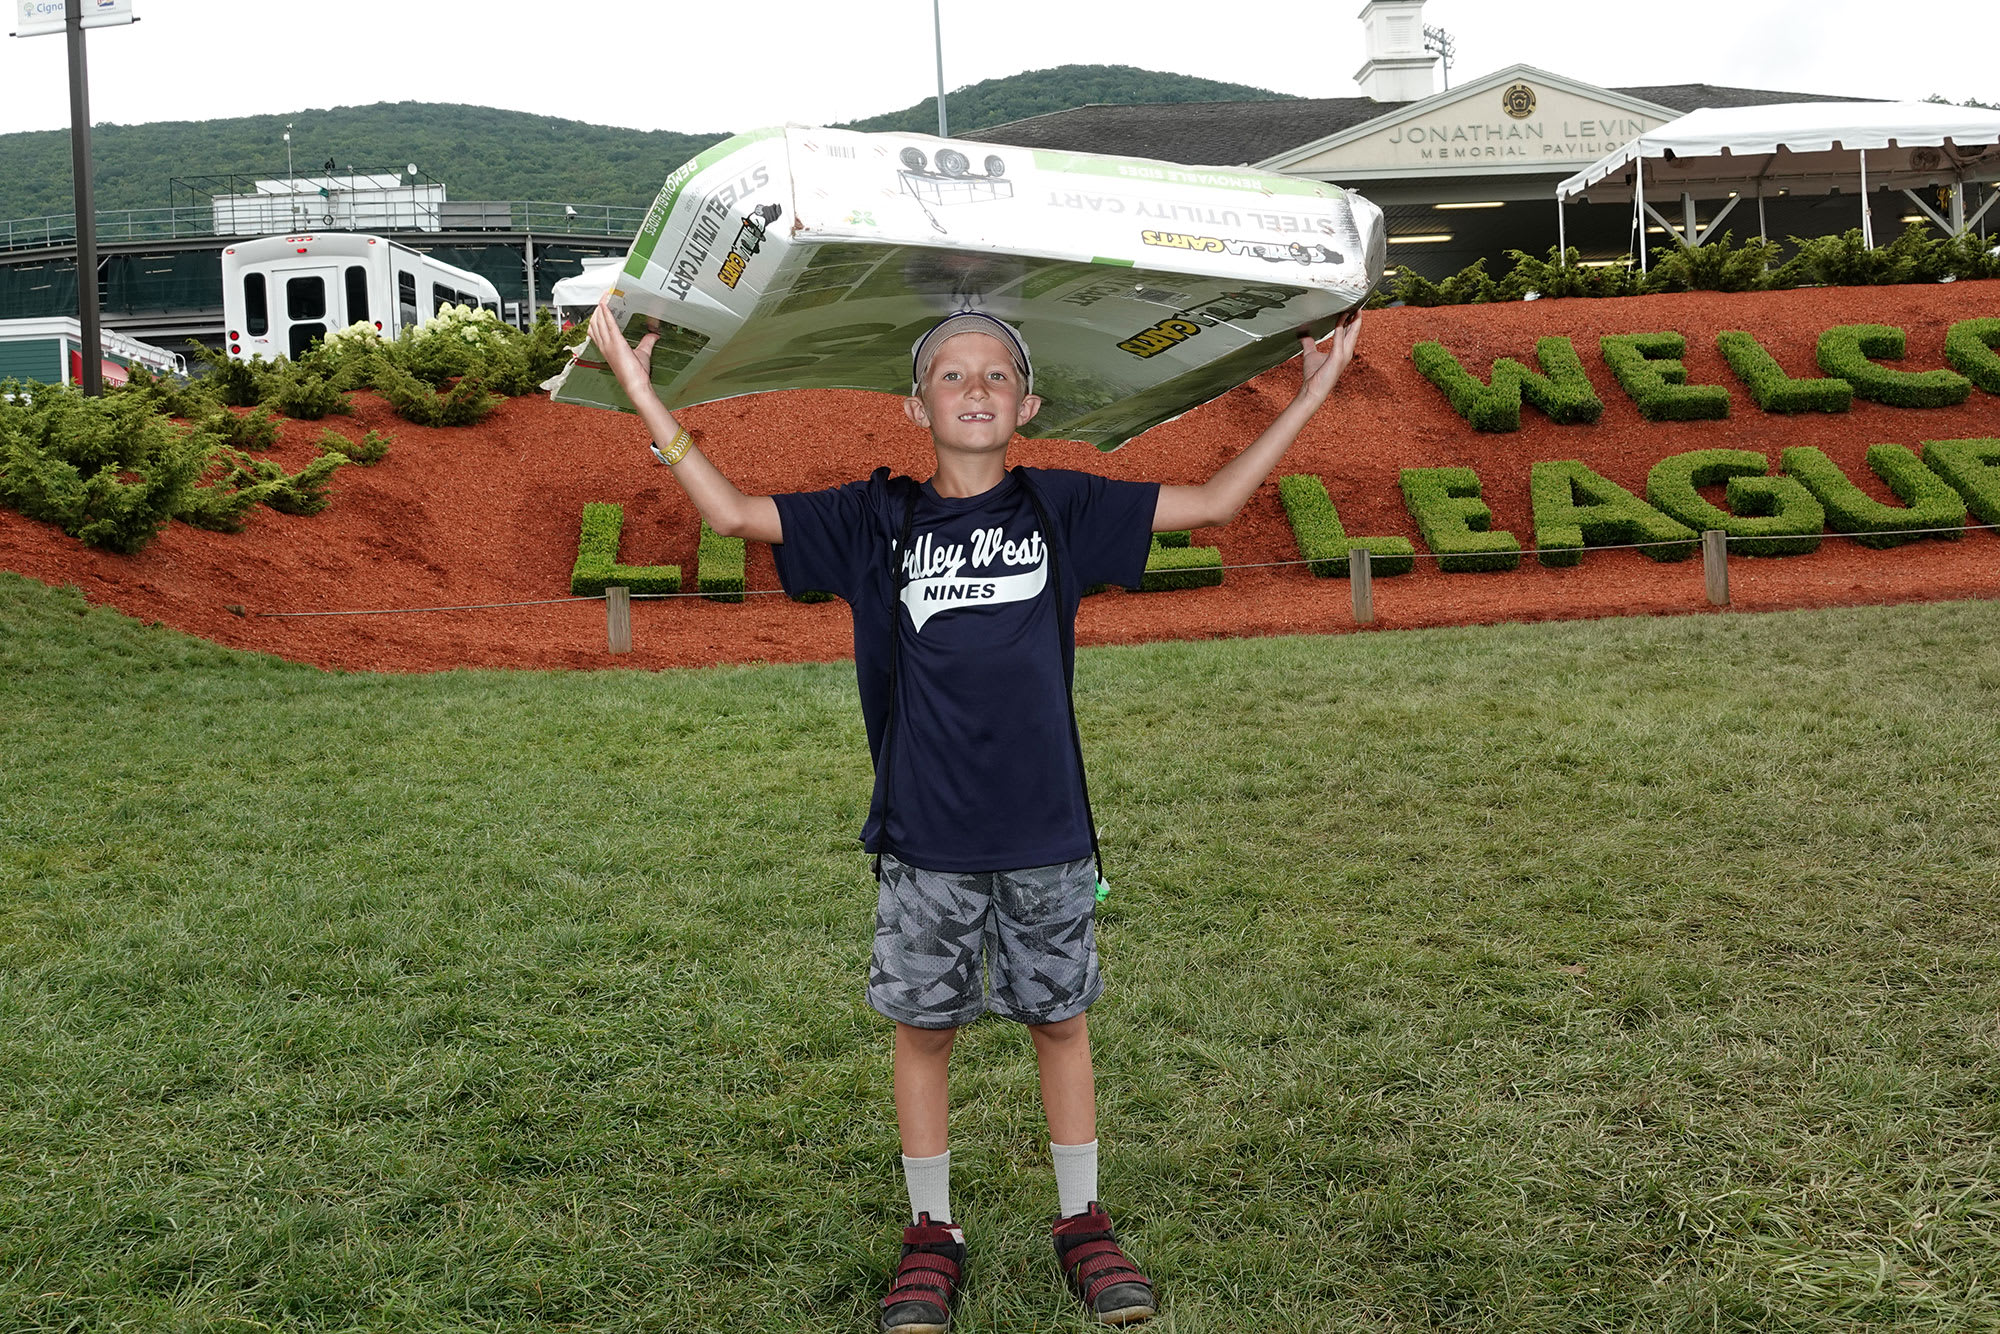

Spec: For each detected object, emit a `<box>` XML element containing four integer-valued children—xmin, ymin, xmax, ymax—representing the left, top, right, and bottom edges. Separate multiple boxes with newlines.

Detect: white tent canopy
<box><xmin>1555</xmin><ymin>101</ymin><xmax>2000</xmax><ymax>264</ymax></box>
<box><xmin>549</xmin><ymin>257</ymin><xmax>625</xmax><ymax>323</ymax></box>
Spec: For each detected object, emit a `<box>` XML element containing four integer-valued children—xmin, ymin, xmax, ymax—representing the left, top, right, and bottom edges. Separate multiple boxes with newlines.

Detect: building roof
<box><xmin>963</xmin><ymin>83</ymin><xmax>1874</xmax><ymax>167</ymax></box>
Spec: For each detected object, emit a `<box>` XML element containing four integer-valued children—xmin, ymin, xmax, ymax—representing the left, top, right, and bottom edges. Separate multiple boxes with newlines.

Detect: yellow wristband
<box><xmin>649</xmin><ymin>427</ymin><xmax>693</xmax><ymax>467</ymax></box>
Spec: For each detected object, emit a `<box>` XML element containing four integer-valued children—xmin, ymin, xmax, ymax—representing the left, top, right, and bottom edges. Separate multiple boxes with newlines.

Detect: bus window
<box><xmin>287</xmin><ymin>275</ymin><xmax>326</xmax><ymax>320</ymax></box>
<box><xmin>244</xmin><ymin>273</ymin><xmax>268</xmax><ymax>337</ymax></box>
<box><xmin>435</xmin><ymin>287</ymin><xmax>457</xmax><ymax>316</ymax></box>
<box><xmin>397</xmin><ymin>271</ymin><xmax>418</xmax><ymax>330</ymax></box>
<box><xmin>345</xmin><ymin>266</ymin><xmax>370</xmax><ymax>326</ymax></box>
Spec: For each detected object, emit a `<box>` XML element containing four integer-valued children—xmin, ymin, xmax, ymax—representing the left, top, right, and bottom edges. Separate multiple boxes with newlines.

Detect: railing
<box><xmin>0</xmin><ymin>201</ymin><xmax>650</xmax><ymax>255</ymax></box>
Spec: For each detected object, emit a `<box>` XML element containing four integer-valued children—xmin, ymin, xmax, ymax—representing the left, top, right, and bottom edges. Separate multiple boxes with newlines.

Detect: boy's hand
<box><xmin>1295</xmin><ymin>310</ymin><xmax>1363</xmax><ymax>408</ymax></box>
<box><xmin>587</xmin><ymin>294</ymin><xmax>659</xmax><ymax>400</ymax></box>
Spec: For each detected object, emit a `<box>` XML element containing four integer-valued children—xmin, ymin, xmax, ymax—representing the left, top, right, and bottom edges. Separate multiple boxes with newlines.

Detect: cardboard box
<box><xmin>553</xmin><ymin>126</ymin><xmax>1384</xmax><ymax>451</ymax></box>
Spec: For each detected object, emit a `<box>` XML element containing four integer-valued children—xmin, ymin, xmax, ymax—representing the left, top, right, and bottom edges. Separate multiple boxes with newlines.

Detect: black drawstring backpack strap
<box><xmin>872</xmin><ymin>466</ymin><xmax>921</xmax><ymax>880</ymax></box>
<box><xmin>1014</xmin><ymin>468</ymin><xmax>1109</xmax><ymax>900</ymax></box>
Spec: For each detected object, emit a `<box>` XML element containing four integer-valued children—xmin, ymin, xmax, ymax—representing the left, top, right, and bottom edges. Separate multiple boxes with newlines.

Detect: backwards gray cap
<box><xmin>910</xmin><ymin>310</ymin><xmax>1032</xmax><ymax>394</ymax></box>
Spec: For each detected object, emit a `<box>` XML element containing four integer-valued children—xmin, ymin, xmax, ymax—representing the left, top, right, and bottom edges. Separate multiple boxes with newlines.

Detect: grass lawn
<box><xmin>2</xmin><ymin>571</ymin><xmax>1997</xmax><ymax>1333</ymax></box>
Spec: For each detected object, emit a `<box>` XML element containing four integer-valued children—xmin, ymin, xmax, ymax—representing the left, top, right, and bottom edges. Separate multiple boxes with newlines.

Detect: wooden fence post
<box><xmin>1349</xmin><ymin>546</ymin><xmax>1374</xmax><ymax>624</ymax></box>
<box><xmin>1702</xmin><ymin>530</ymin><xmax>1729</xmax><ymax>606</ymax></box>
<box><xmin>606</xmin><ymin>585</ymin><xmax>632</xmax><ymax>653</ymax></box>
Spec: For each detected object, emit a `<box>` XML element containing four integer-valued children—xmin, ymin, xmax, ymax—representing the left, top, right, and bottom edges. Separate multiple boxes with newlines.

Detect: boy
<box><xmin>587</xmin><ymin>298</ymin><xmax>1361</xmax><ymax>1330</ymax></box>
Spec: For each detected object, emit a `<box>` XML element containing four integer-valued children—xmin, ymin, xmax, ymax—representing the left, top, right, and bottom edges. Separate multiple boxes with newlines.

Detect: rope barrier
<box><xmin>248</xmin><ymin>519</ymin><xmax>1999</xmax><ymax>619</ymax></box>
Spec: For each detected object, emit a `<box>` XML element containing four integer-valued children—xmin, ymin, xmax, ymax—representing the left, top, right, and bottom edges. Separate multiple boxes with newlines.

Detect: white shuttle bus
<box><xmin>221</xmin><ymin>234</ymin><xmax>501</xmax><ymax>362</ymax></box>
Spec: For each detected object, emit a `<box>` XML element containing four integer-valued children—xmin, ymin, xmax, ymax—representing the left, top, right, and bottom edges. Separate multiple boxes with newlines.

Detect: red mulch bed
<box><xmin>4</xmin><ymin>283</ymin><xmax>1997</xmax><ymax>673</ymax></box>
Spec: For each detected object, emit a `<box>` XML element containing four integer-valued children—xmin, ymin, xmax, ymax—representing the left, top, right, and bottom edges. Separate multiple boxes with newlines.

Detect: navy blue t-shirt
<box><xmin>771</xmin><ymin>467</ymin><xmax>1158</xmax><ymax>872</ymax></box>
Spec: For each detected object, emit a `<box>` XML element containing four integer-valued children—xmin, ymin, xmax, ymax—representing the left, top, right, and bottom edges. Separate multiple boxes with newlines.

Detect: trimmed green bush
<box><xmin>1409</xmin><ymin>337</ymin><xmax>1602</xmax><ymax>432</ymax></box>
<box><xmin>570</xmin><ymin>502</ymin><xmax>681</xmax><ymax>596</ymax></box>
<box><xmin>1398</xmin><ymin>467</ymin><xmax>1520</xmax><ymax>572</ymax></box>
<box><xmin>1815</xmin><ymin>324</ymin><xmax>1971</xmax><ymax>408</ymax></box>
<box><xmin>1141</xmin><ymin>532</ymin><xmax>1222</xmax><ymax>591</ymax></box>
<box><xmin>1644</xmin><ymin>448</ymin><xmax>1823</xmax><ymax>557</ymax></box>
<box><xmin>1598</xmin><ymin>333</ymin><xmax>1732</xmax><ymax>422</ymax></box>
<box><xmin>697</xmin><ymin>521</ymin><xmax>746</xmax><ymax>602</ymax></box>
<box><xmin>1780</xmin><ymin>445</ymin><xmax>1966</xmax><ymax>547</ymax></box>
<box><xmin>215</xmin><ymin>448</ymin><xmax>348</xmax><ymax>518</ymax></box>
<box><xmin>1531</xmin><ymin>460</ymin><xmax>1697</xmax><ymax>566</ymax></box>
<box><xmin>1920</xmin><ymin>438</ymin><xmax>2000</xmax><ymax>526</ymax></box>
<box><xmin>1715</xmin><ymin>331</ymin><xmax>1853</xmax><ymax>413</ymax></box>
<box><xmin>1944</xmin><ymin>318</ymin><xmax>2000</xmax><ymax>395</ymax></box>
<box><xmin>1277</xmin><ymin>473</ymin><xmax>1414</xmax><ymax>576</ymax></box>
<box><xmin>191</xmin><ymin>404</ymin><xmax>282</xmax><ymax>451</ymax></box>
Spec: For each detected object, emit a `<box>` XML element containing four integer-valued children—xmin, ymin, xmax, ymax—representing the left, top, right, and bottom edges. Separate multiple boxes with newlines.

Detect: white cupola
<box><xmin>1355</xmin><ymin>0</ymin><xmax>1438</xmax><ymax>102</ymax></box>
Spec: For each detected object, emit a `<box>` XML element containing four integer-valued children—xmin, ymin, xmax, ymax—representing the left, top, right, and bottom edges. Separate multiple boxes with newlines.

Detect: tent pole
<box><xmin>1682</xmin><ymin>193</ymin><xmax>1696</xmax><ymax>250</ymax></box>
<box><xmin>1558</xmin><ymin>194</ymin><xmax>1567</xmax><ymax>263</ymax></box>
<box><xmin>1756</xmin><ymin>187</ymin><xmax>1767</xmax><ymax>243</ymax></box>
<box><xmin>1951</xmin><ymin>182</ymin><xmax>1966</xmax><ymax>235</ymax></box>
<box><xmin>1635</xmin><ymin>161</ymin><xmax>1647</xmax><ymax>273</ymax></box>
<box><xmin>1859</xmin><ymin>148</ymin><xmax>1872</xmax><ymax>249</ymax></box>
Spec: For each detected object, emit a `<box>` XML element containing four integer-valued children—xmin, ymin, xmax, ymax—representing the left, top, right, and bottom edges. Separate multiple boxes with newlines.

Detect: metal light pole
<box><xmin>933</xmin><ymin>0</ymin><xmax>948</xmax><ymax>138</ymax></box>
<box><xmin>66</xmin><ymin>0</ymin><xmax>102</xmax><ymax>394</ymax></box>
<box><xmin>1423</xmin><ymin>24</ymin><xmax>1455</xmax><ymax>91</ymax></box>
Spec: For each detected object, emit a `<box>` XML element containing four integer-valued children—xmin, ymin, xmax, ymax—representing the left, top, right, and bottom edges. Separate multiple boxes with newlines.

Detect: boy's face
<box><xmin>904</xmin><ymin>332</ymin><xmax>1041</xmax><ymax>457</ymax></box>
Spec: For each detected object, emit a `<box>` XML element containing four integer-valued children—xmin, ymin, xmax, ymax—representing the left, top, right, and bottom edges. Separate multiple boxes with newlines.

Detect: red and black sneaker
<box><xmin>879</xmin><ymin>1212</ymin><xmax>967</xmax><ymax>1333</ymax></box>
<box><xmin>1051</xmin><ymin>1201</ymin><xmax>1156</xmax><ymax>1326</ymax></box>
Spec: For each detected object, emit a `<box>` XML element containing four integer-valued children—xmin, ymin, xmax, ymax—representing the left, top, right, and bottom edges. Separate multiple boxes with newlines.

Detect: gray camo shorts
<box><xmin>868</xmin><ymin>853</ymin><xmax>1103</xmax><ymax>1029</ymax></box>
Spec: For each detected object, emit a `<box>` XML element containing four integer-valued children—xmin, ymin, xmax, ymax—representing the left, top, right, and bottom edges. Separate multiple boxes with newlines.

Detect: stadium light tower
<box><xmin>1423</xmin><ymin>24</ymin><xmax>1456</xmax><ymax>91</ymax></box>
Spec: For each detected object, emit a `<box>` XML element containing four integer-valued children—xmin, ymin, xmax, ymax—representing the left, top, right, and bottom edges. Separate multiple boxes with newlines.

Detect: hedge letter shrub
<box><xmin>1531</xmin><ymin>460</ymin><xmax>1696</xmax><ymax>566</ymax></box>
<box><xmin>1644</xmin><ymin>448</ymin><xmax>1823</xmax><ymax>557</ymax></box>
<box><xmin>570</xmin><ymin>502</ymin><xmax>682</xmax><ymax>595</ymax></box>
<box><xmin>1944</xmin><ymin>318</ymin><xmax>2000</xmax><ymax>395</ymax></box>
<box><xmin>1780</xmin><ymin>445</ymin><xmax>1966</xmax><ymax>547</ymax></box>
<box><xmin>1714</xmin><ymin>331</ymin><xmax>1853</xmax><ymax>413</ymax></box>
<box><xmin>1141</xmin><ymin>531</ymin><xmax>1223</xmax><ymax>591</ymax></box>
<box><xmin>1409</xmin><ymin>337</ymin><xmax>1602</xmax><ymax>432</ymax></box>
<box><xmin>1277</xmin><ymin>473</ymin><xmax>1414</xmax><ymax>576</ymax></box>
<box><xmin>1920</xmin><ymin>438</ymin><xmax>2000</xmax><ymax>526</ymax></box>
<box><xmin>1398</xmin><ymin>467</ymin><xmax>1520</xmax><ymax>572</ymax></box>
<box><xmin>697</xmin><ymin>521</ymin><xmax>746</xmax><ymax>602</ymax></box>
<box><xmin>1598</xmin><ymin>332</ymin><xmax>1731</xmax><ymax>422</ymax></box>
<box><xmin>1815</xmin><ymin>324</ymin><xmax>1971</xmax><ymax>408</ymax></box>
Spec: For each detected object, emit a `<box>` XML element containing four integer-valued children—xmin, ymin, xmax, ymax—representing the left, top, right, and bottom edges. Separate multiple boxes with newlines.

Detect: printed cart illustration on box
<box><xmin>898</xmin><ymin>147</ymin><xmax>1014</xmax><ymax>206</ymax></box>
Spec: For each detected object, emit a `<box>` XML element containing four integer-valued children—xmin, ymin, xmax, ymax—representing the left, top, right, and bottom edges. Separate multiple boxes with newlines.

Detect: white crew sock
<box><xmin>1051</xmin><ymin>1139</ymin><xmax>1099</xmax><ymax>1219</ymax></box>
<box><xmin>901</xmin><ymin>1150</ymin><xmax>952</xmax><ymax>1224</ymax></box>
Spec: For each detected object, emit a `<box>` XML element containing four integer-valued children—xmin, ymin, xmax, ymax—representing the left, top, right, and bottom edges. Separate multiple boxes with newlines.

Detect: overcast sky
<box><xmin>1</xmin><ymin>0</ymin><xmax>1989</xmax><ymax>144</ymax></box>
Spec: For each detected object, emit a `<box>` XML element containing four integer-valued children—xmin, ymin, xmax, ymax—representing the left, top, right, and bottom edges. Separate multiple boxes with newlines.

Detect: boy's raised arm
<box><xmin>586</xmin><ymin>297</ymin><xmax>784</xmax><ymax>545</ymax></box>
<box><xmin>1152</xmin><ymin>313</ymin><xmax>1363</xmax><ymax>533</ymax></box>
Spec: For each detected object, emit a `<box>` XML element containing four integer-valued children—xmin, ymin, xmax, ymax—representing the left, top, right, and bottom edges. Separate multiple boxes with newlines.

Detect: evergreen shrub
<box><xmin>1398</xmin><ymin>467</ymin><xmax>1519</xmax><ymax>572</ymax></box>
<box><xmin>1599</xmin><ymin>333</ymin><xmax>1732</xmax><ymax>421</ymax></box>
<box><xmin>1644</xmin><ymin>448</ymin><xmax>1823</xmax><ymax>556</ymax></box>
<box><xmin>1920</xmin><ymin>438</ymin><xmax>2000</xmax><ymax>526</ymax></box>
<box><xmin>570</xmin><ymin>502</ymin><xmax>681</xmax><ymax>595</ymax></box>
<box><xmin>1715</xmin><ymin>331</ymin><xmax>1853</xmax><ymax>413</ymax></box>
<box><xmin>0</xmin><ymin>388</ymin><xmax>210</xmax><ymax>552</ymax></box>
<box><xmin>1816</xmin><ymin>324</ymin><xmax>1972</xmax><ymax>408</ymax></box>
<box><xmin>319</xmin><ymin>427</ymin><xmax>392</xmax><ymax>465</ymax></box>
<box><xmin>373</xmin><ymin>358</ymin><xmax>502</xmax><ymax>427</ymax></box>
<box><xmin>1530</xmin><ymin>460</ymin><xmax>1697</xmax><ymax>566</ymax></box>
<box><xmin>1780</xmin><ymin>445</ymin><xmax>1966</xmax><ymax>547</ymax></box>
<box><xmin>1277</xmin><ymin>473</ymin><xmax>1413</xmax><ymax>576</ymax></box>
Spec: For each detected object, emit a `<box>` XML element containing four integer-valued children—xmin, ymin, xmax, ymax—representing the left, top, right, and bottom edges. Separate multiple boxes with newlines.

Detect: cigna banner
<box><xmin>13</xmin><ymin>0</ymin><xmax>133</xmax><ymax>38</ymax></box>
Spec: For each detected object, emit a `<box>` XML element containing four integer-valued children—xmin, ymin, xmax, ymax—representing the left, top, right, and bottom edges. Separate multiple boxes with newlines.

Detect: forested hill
<box><xmin>0</xmin><ymin>65</ymin><xmax>1293</xmax><ymax>219</ymax></box>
